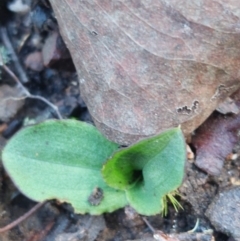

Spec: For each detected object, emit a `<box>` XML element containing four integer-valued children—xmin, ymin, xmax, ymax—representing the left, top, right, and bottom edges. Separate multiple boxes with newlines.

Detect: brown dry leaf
<box><xmin>49</xmin><ymin>0</ymin><xmax>240</xmax><ymax>145</ymax></box>
<box><xmin>0</xmin><ymin>85</ymin><xmax>24</xmax><ymax>122</ymax></box>
<box><xmin>192</xmin><ymin>90</ymin><xmax>240</xmax><ymax>176</ymax></box>
<box><xmin>42</xmin><ymin>31</ymin><xmax>71</xmax><ymax>67</ymax></box>
<box><xmin>24</xmin><ymin>51</ymin><xmax>44</xmax><ymax>72</ymax></box>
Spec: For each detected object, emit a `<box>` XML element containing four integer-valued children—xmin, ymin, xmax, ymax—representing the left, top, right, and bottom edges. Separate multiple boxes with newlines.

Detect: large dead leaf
<box><xmin>49</xmin><ymin>0</ymin><xmax>240</xmax><ymax>144</ymax></box>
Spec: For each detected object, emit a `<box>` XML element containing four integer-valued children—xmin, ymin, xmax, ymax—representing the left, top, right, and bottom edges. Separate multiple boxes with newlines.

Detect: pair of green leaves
<box><xmin>1</xmin><ymin>120</ymin><xmax>186</xmax><ymax>215</ymax></box>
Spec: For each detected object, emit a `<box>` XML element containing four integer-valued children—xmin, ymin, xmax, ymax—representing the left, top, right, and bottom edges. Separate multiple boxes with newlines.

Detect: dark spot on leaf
<box><xmin>177</xmin><ymin>108</ymin><xmax>182</xmax><ymax>113</ymax></box>
<box><xmin>192</xmin><ymin>100</ymin><xmax>199</xmax><ymax>111</ymax></box>
<box><xmin>177</xmin><ymin>105</ymin><xmax>191</xmax><ymax>115</ymax></box>
<box><xmin>193</xmin><ymin>100</ymin><xmax>199</xmax><ymax>106</ymax></box>
<box><xmin>88</xmin><ymin>187</ymin><xmax>104</xmax><ymax>206</ymax></box>
<box><xmin>91</xmin><ymin>31</ymin><xmax>98</xmax><ymax>36</ymax></box>
<box><xmin>177</xmin><ymin>100</ymin><xmax>199</xmax><ymax>115</ymax></box>
<box><xmin>33</xmin><ymin>130</ymin><xmax>37</xmax><ymax>134</ymax></box>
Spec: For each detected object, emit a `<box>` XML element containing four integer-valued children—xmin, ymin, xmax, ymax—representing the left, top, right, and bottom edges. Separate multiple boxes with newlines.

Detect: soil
<box><xmin>0</xmin><ymin>1</ymin><xmax>239</xmax><ymax>241</ymax></box>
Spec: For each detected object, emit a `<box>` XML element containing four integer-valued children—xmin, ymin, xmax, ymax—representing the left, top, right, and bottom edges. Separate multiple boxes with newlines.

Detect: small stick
<box><xmin>0</xmin><ymin>201</ymin><xmax>46</xmax><ymax>233</ymax></box>
<box><xmin>142</xmin><ymin>217</ymin><xmax>177</xmax><ymax>241</ymax></box>
<box><xmin>0</xmin><ymin>51</ymin><xmax>62</xmax><ymax>119</ymax></box>
<box><xmin>0</xmin><ymin>26</ymin><xmax>28</xmax><ymax>83</ymax></box>
<box><xmin>142</xmin><ymin>217</ymin><xmax>155</xmax><ymax>232</ymax></box>
<box><xmin>28</xmin><ymin>94</ymin><xmax>62</xmax><ymax>119</ymax></box>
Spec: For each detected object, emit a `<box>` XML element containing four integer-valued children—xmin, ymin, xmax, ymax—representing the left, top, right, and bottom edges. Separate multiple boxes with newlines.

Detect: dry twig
<box><xmin>0</xmin><ymin>27</ymin><xmax>28</xmax><ymax>83</ymax></box>
<box><xmin>0</xmin><ymin>201</ymin><xmax>46</xmax><ymax>233</ymax></box>
<box><xmin>0</xmin><ymin>47</ymin><xmax>62</xmax><ymax>119</ymax></box>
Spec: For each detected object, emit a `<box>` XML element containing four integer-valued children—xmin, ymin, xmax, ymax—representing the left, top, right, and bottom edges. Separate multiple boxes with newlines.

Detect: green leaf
<box><xmin>2</xmin><ymin>120</ymin><xmax>127</xmax><ymax>215</ymax></box>
<box><xmin>102</xmin><ymin>127</ymin><xmax>186</xmax><ymax>215</ymax></box>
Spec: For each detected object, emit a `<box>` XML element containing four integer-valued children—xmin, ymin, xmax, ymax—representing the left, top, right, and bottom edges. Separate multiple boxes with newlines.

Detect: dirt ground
<box><xmin>0</xmin><ymin>1</ymin><xmax>239</xmax><ymax>241</ymax></box>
